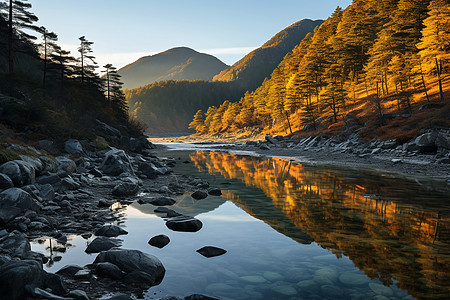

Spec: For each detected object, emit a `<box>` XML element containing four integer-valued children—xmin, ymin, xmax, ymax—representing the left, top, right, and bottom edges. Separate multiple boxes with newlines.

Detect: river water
<box><xmin>32</xmin><ymin>145</ymin><xmax>450</xmax><ymax>300</ymax></box>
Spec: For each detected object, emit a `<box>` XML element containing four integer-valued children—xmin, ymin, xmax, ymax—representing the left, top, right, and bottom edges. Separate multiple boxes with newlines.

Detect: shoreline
<box><xmin>150</xmin><ymin>134</ymin><xmax>450</xmax><ymax>186</ymax></box>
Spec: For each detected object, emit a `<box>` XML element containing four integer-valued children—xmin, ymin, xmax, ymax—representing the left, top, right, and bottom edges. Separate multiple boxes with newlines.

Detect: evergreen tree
<box><xmin>189</xmin><ymin>110</ymin><xmax>205</xmax><ymax>133</ymax></box>
<box><xmin>39</xmin><ymin>26</ymin><xmax>57</xmax><ymax>89</ymax></box>
<box><xmin>78</xmin><ymin>36</ymin><xmax>98</xmax><ymax>85</ymax></box>
<box><xmin>0</xmin><ymin>0</ymin><xmax>39</xmax><ymax>83</ymax></box>
<box><xmin>50</xmin><ymin>44</ymin><xmax>76</xmax><ymax>86</ymax></box>
<box><xmin>417</xmin><ymin>0</ymin><xmax>450</xmax><ymax>101</ymax></box>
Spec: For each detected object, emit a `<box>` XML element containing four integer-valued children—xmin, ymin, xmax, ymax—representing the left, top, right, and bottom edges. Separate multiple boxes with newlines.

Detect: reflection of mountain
<box><xmin>132</xmin><ymin>193</ymin><xmax>226</xmax><ymax>217</ymax></box>
<box><xmin>189</xmin><ymin>151</ymin><xmax>450</xmax><ymax>300</ymax></box>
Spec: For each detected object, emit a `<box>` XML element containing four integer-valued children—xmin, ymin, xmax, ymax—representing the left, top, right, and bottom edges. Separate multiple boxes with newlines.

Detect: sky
<box><xmin>29</xmin><ymin>0</ymin><xmax>352</xmax><ymax>69</ymax></box>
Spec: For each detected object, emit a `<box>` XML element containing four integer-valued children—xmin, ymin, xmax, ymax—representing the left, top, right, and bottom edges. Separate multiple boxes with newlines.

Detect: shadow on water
<box><xmin>176</xmin><ymin>150</ymin><xmax>450</xmax><ymax>300</ymax></box>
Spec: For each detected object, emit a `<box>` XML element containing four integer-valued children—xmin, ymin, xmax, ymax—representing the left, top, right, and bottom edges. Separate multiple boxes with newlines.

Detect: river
<box><xmin>32</xmin><ymin>144</ymin><xmax>450</xmax><ymax>300</ymax></box>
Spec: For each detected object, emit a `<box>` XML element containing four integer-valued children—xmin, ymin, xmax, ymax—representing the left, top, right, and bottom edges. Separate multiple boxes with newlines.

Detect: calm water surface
<box><xmin>32</xmin><ymin>148</ymin><xmax>450</xmax><ymax>300</ymax></box>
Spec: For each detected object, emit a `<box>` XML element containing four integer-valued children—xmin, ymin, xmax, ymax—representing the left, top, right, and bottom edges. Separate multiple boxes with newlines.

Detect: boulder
<box><xmin>40</xmin><ymin>156</ymin><xmax>59</xmax><ymax>173</ymax></box>
<box><xmin>94</xmin><ymin>249</ymin><xmax>165</xmax><ymax>286</ymax></box>
<box><xmin>148</xmin><ymin>234</ymin><xmax>170</xmax><ymax>248</ymax></box>
<box><xmin>95</xmin><ymin>224</ymin><xmax>128</xmax><ymax>237</ymax></box>
<box><xmin>85</xmin><ymin>237</ymin><xmax>121</xmax><ymax>253</ymax></box>
<box><xmin>65</xmin><ymin>139</ymin><xmax>83</xmax><ymax>155</ymax></box>
<box><xmin>138</xmin><ymin>162</ymin><xmax>159</xmax><ymax>179</ymax></box>
<box><xmin>0</xmin><ymin>173</ymin><xmax>14</xmax><ymax>191</ymax></box>
<box><xmin>55</xmin><ymin>157</ymin><xmax>77</xmax><ymax>174</ymax></box>
<box><xmin>60</xmin><ymin>177</ymin><xmax>80</xmax><ymax>190</ymax></box>
<box><xmin>0</xmin><ymin>259</ymin><xmax>44</xmax><ymax>300</ymax></box>
<box><xmin>112</xmin><ymin>182</ymin><xmax>139</xmax><ymax>197</ymax></box>
<box><xmin>0</xmin><ymin>232</ymin><xmax>31</xmax><ymax>258</ymax></box>
<box><xmin>37</xmin><ymin>174</ymin><xmax>61</xmax><ymax>185</ymax></box>
<box><xmin>67</xmin><ymin>290</ymin><xmax>89</xmax><ymax>300</ymax></box>
<box><xmin>191</xmin><ymin>191</ymin><xmax>208</xmax><ymax>200</ymax></box>
<box><xmin>208</xmin><ymin>188</ymin><xmax>222</xmax><ymax>196</ymax></box>
<box><xmin>19</xmin><ymin>155</ymin><xmax>44</xmax><ymax>174</ymax></box>
<box><xmin>0</xmin><ymin>188</ymin><xmax>40</xmax><ymax>223</ymax></box>
<box><xmin>166</xmin><ymin>216</ymin><xmax>203</xmax><ymax>232</ymax></box>
<box><xmin>95</xmin><ymin>262</ymin><xmax>125</xmax><ymax>280</ymax></box>
<box><xmin>415</xmin><ymin>132</ymin><xmax>438</xmax><ymax>153</ymax></box>
<box><xmin>196</xmin><ymin>246</ymin><xmax>227</xmax><ymax>258</ymax></box>
<box><xmin>36</xmin><ymin>184</ymin><xmax>55</xmax><ymax>202</ymax></box>
<box><xmin>100</xmin><ymin>148</ymin><xmax>134</xmax><ymax>176</ymax></box>
<box><xmin>0</xmin><ymin>160</ymin><xmax>35</xmax><ymax>187</ymax></box>
<box><xmin>42</xmin><ymin>272</ymin><xmax>68</xmax><ymax>296</ymax></box>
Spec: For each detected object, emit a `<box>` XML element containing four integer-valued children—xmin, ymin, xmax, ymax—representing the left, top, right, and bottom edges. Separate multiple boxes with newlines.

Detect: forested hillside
<box><xmin>118</xmin><ymin>47</ymin><xmax>229</xmax><ymax>90</ymax></box>
<box><xmin>125</xmin><ymin>80</ymin><xmax>242</xmax><ymax>133</ymax></box>
<box><xmin>0</xmin><ymin>0</ymin><xmax>142</xmax><ymax>153</ymax></box>
<box><xmin>192</xmin><ymin>0</ymin><xmax>449</xmax><ymax>141</ymax></box>
<box><xmin>125</xmin><ymin>19</ymin><xmax>321</xmax><ymax>133</ymax></box>
<box><xmin>213</xmin><ymin>19</ymin><xmax>323</xmax><ymax>93</ymax></box>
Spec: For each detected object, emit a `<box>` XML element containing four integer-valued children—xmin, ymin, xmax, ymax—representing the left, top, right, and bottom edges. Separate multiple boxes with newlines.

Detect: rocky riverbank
<box><xmin>0</xmin><ymin>123</ymin><xmax>220</xmax><ymax>299</ymax></box>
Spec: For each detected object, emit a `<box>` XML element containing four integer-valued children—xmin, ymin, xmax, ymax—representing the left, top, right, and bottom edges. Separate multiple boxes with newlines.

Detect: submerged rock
<box><xmin>166</xmin><ymin>216</ymin><xmax>203</xmax><ymax>232</ymax></box>
<box><xmin>196</xmin><ymin>246</ymin><xmax>227</xmax><ymax>258</ymax></box>
<box><xmin>148</xmin><ymin>234</ymin><xmax>170</xmax><ymax>248</ymax></box>
<box><xmin>191</xmin><ymin>191</ymin><xmax>208</xmax><ymax>200</ymax></box>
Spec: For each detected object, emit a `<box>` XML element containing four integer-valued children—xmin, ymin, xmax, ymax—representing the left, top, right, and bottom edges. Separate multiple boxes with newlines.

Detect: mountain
<box><xmin>118</xmin><ymin>47</ymin><xmax>229</xmax><ymax>90</ymax></box>
<box><xmin>125</xmin><ymin>20</ymin><xmax>321</xmax><ymax>134</ymax></box>
<box><xmin>213</xmin><ymin>19</ymin><xmax>324</xmax><ymax>92</ymax></box>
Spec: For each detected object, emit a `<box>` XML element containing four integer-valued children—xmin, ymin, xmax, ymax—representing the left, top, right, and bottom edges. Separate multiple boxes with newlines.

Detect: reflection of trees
<box><xmin>189</xmin><ymin>151</ymin><xmax>450</xmax><ymax>299</ymax></box>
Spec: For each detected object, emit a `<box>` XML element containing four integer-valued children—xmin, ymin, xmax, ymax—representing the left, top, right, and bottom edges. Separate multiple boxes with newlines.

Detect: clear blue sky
<box><xmin>30</xmin><ymin>0</ymin><xmax>352</xmax><ymax>68</ymax></box>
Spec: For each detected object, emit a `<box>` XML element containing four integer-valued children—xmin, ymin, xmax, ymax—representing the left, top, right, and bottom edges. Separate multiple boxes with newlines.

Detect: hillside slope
<box><xmin>213</xmin><ymin>19</ymin><xmax>323</xmax><ymax>92</ymax></box>
<box><xmin>119</xmin><ymin>47</ymin><xmax>229</xmax><ymax>90</ymax></box>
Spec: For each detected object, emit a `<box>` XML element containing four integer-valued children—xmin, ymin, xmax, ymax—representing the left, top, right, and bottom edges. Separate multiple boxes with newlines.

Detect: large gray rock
<box><xmin>0</xmin><ymin>188</ymin><xmax>40</xmax><ymax>223</ymax></box>
<box><xmin>19</xmin><ymin>155</ymin><xmax>44</xmax><ymax>174</ymax></box>
<box><xmin>0</xmin><ymin>232</ymin><xmax>31</xmax><ymax>258</ymax></box>
<box><xmin>40</xmin><ymin>156</ymin><xmax>59</xmax><ymax>173</ymax></box>
<box><xmin>100</xmin><ymin>148</ymin><xmax>134</xmax><ymax>176</ymax></box>
<box><xmin>94</xmin><ymin>249</ymin><xmax>165</xmax><ymax>286</ymax></box>
<box><xmin>95</xmin><ymin>262</ymin><xmax>125</xmax><ymax>280</ymax></box>
<box><xmin>95</xmin><ymin>225</ymin><xmax>128</xmax><ymax>237</ymax></box>
<box><xmin>166</xmin><ymin>216</ymin><xmax>203</xmax><ymax>232</ymax></box>
<box><xmin>55</xmin><ymin>157</ymin><xmax>77</xmax><ymax>174</ymax></box>
<box><xmin>415</xmin><ymin>132</ymin><xmax>438</xmax><ymax>153</ymax></box>
<box><xmin>0</xmin><ymin>173</ymin><xmax>14</xmax><ymax>190</ymax></box>
<box><xmin>112</xmin><ymin>182</ymin><xmax>139</xmax><ymax>196</ymax></box>
<box><xmin>0</xmin><ymin>259</ymin><xmax>44</xmax><ymax>300</ymax></box>
<box><xmin>0</xmin><ymin>160</ymin><xmax>35</xmax><ymax>187</ymax></box>
<box><xmin>138</xmin><ymin>162</ymin><xmax>159</xmax><ymax>179</ymax></box>
<box><xmin>85</xmin><ymin>237</ymin><xmax>121</xmax><ymax>253</ymax></box>
<box><xmin>65</xmin><ymin>139</ymin><xmax>83</xmax><ymax>154</ymax></box>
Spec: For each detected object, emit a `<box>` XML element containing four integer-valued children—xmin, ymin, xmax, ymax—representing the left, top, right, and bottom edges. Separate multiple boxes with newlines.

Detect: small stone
<box><xmin>148</xmin><ymin>234</ymin><xmax>170</xmax><ymax>248</ymax></box>
<box><xmin>94</xmin><ymin>225</ymin><xmax>128</xmax><ymax>237</ymax></box>
<box><xmin>74</xmin><ymin>269</ymin><xmax>91</xmax><ymax>280</ymax></box>
<box><xmin>208</xmin><ymin>188</ymin><xmax>222</xmax><ymax>196</ymax></box>
<box><xmin>191</xmin><ymin>190</ymin><xmax>208</xmax><ymax>200</ymax></box>
<box><xmin>196</xmin><ymin>246</ymin><xmax>227</xmax><ymax>258</ymax></box>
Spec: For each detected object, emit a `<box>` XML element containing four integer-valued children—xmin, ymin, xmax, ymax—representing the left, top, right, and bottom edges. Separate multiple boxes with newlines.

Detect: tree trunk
<box><xmin>435</xmin><ymin>57</ymin><xmax>444</xmax><ymax>101</ymax></box>
<box><xmin>421</xmin><ymin>72</ymin><xmax>430</xmax><ymax>103</ymax></box>
<box><xmin>285</xmin><ymin>111</ymin><xmax>292</xmax><ymax>134</ymax></box>
<box><xmin>8</xmin><ymin>0</ymin><xmax>13</xmax><ymax>93</ymax></box>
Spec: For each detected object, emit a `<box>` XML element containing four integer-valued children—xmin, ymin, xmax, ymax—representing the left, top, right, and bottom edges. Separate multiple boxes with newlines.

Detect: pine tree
<box><xmin>189</xmin><ymin>110</ymin><xmax>205</xmax><ymax>133</ymax></box>
<box><xmin>0</xmin><ymin>0</ymin><xmax>39</xmax><ymax>85</ymax></box>
<box><xmin>417</xmin><ymin>0</ymin><xmax>450</xmax><ymax>101</ymax></box>
<box><xmin>39</xmin><ymin>26</ymin><xmax>57</xmax><ymax>89</ymax></box>
<box><xmin>78</xmin><ymin>36</ymin><xmax>98</xmax><ymax>85</ymax></box>
<box><xmin>50</xmin><ymin>44</ymin><xmax>76</xmax><ymax>86</ymax></box>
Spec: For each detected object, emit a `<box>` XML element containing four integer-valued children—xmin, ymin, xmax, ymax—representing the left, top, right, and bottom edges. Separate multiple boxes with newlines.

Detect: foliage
<box><xmin>195</xmin><ymin>1</ymin><xmax>450</xmax><ymax>137</ymax></box>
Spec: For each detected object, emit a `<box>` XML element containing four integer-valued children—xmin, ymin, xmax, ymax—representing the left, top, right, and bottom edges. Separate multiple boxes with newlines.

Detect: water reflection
<box><xmin>188</xmin><ymin>151</ymin><xmax>450</xmax><ymax>299</ymax></box>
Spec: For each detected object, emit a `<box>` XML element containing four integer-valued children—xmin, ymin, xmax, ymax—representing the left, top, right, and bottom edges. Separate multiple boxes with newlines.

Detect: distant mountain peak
<box><xmin>118</xmin><ymin>47</ymin><xmax>228</xmax><ymax>90</ymax></box>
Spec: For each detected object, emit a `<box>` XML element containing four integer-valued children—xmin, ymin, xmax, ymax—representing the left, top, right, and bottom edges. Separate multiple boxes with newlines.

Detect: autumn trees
<box><xmin>193</xmin><ymin>0</ymin><xmax>449</xmax><ymax>135</ymax></box>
